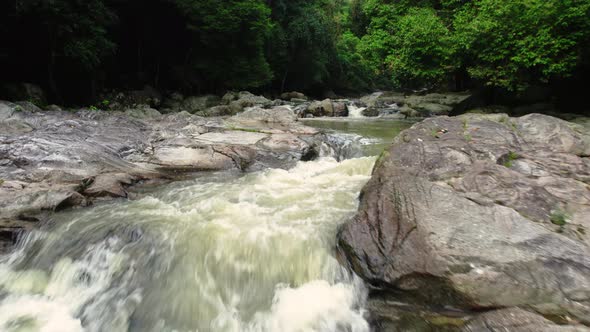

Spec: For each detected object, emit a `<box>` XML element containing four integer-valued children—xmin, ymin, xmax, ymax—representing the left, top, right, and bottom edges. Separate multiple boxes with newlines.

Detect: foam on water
<box><xmin>348</xmin><ymin>105</ymin><xmax>366</xmax><ymax>118</ymax></box>
<box><xmin>0</xmin><ymin>157</ymin><xmax>376</xmax><ymax>332</ymax></box>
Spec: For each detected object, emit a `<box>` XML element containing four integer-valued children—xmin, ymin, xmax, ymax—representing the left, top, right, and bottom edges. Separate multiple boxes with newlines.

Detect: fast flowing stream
<box><xmin>0</xmin><ymin>119</ymin><xmax>412</xmax><ymax>332</ymax></box>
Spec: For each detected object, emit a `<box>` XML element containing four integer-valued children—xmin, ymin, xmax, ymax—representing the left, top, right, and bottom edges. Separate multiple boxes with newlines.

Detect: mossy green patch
<box><xmin>550</xmin><ymin>209</ymin><xmax>568</xmax><ymax>226</ymax></box>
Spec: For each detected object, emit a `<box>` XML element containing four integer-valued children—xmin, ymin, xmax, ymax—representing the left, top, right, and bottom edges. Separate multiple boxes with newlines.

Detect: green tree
<box><xmin>359</xmin><ymin>5</ymin><xmax>454</xmax><ymax>88</ymax></box>
<box><xmin>454</xmin><ymin>0</ymin><xmax>590</xmax><ymax>91</ymax></box>
<box><xmin>267</xmin><ymin>0</ymin><xmax>339</xmax><ymax>92</ymax></box>
<box><xmin>335</xmin><ymin>30</ymin><xmax>373</xmax><ymax>90</ymax></box>
<box><xmin>172</xmin><ymin>0</ymin><xmax>273</xmax><ymax>90</ymax></box>
<box><xmin>16</xmin><ymin>0</ymin><xmax>116</xmax><ymax>101</ymax></box>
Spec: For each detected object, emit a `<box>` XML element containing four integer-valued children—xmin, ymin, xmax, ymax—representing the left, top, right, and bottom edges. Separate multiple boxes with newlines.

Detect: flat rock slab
<box><xmin>194</xmin><ymin>131</ymin><xmax>268</xmax><ymax>145</ymax></box>
<box><xmin>152</xmin><ymin>146</ymin><xmax>235</xmax><ymax>170</ymax></box>
<box><xmin>0</xmin><ymin>101</ymin><xmax>344</xmax><ymax>222</ymax></box>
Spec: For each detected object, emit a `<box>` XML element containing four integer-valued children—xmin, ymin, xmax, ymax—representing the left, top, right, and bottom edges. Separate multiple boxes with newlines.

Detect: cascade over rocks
<box><xmin>338</xmin><ymin>113</ymin><xmax>590</xmax><ymax>330</ymax></box>
<box><xmin>360</xmin><ymin>91</ymin><xmax>471</xmax><ymax>117</ymax></box>
<box><xmin>0</xmin><ymin>100</ymin><xmax>352</xmax><ymax>253</ymax></box>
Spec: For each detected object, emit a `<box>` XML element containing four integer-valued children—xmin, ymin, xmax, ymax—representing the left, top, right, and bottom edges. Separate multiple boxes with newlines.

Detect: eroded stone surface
<box><xmin>338</xmin><ymin>113</ymin><xmax>590</xmax><ymax>325</ymax></box>
<box><xmin>0</xmin><ymin>101</ymin><xmax>343</xmax><ymax>243</ymax></box>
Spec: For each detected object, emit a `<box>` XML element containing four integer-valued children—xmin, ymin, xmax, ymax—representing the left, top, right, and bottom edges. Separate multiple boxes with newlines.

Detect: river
<box><xmin>0</xmin><ymin>118</ymin><xmax>412</xmax><ymax>332</ymax></box>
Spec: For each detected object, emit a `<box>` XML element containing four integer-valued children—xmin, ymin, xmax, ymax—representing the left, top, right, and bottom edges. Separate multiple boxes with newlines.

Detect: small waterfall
<box><xmin>347</xmin><ymin>105</ymin><xmax>366</xmax><ymax>118</ymax></box>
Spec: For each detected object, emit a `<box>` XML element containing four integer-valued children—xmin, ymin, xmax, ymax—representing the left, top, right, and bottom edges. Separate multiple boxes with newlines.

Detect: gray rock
<box><xmin>16</xmin><ymin>101</ymin><xmax>42</xmax><ymax>113</ymax></box>
<box><xmin>181</xmin><ymin>95</ymin><xmax>221</xmax><ymax>113</ymax></box>
<box><xmin>226</xmin><ymin>92</ymin><xmax>272</xmax><ymax>114</ymax></box>
<box><xmin>0</xmin><ymin>118</ymin><xmax>34</xmax><ymax>135</ymax></box>
<box><xmin>83</xmin><ymin>173</ymin><xmax>137</xmax><ymax>198</ymax></box>
<box><xmin>222</xmin><ymin>91</ymin><xmax>239</xmax><ymax>105</ymax></box>
<box><xmin>125</xmin><ymin>107</ymin><xmax>162</xmax><ymax>119</ymax></box>
<box><xmin>280</xmin><ymin>91</ymin><xmax>307</xmax><ymax>101</ymax></box>
<box><xmin>463</xmin><ymin>308</ymin><xmax>590</xmax><ymax>332</ymax></box>
<box><xmin>338</xmin><ymin>114</ymin><xmax>590</xmax><ymax>323</ymax></box>
<box><xmin>290</xmin><ymin>98</ymin><xmax>308</xmax><ymax>104</ymax></box>
<box><xmin>0</xmin><ymin>101</ymin><xmax>17</xmax><ymax>120</ymax></box>
<box><xmin>333</xmin><ymin>102</ymin><xmax>349</xmax><ymax>117</ymax></box>
<box><xmin>359</xmin><ymin>92</ymin><xmax>471</xmax><ymax>118</ymax></box>
<box><xmin>0</xmin><ymin>105</ymin><xmax>345</xmax><ymax>225</ymax></box>
<box><xmin>45</xmin><ymin>104</ymin><xmax>63</xmax><ymax>112</ymax></box>
<box><xmin>307</xmin><ymin>99</ymin><xmax>335</xmax><ymax>117</ymax></box>
<box><xmin>198</xmin><ymin>105</ymin><xmax>234</xmax><ymax>117</ymax></box>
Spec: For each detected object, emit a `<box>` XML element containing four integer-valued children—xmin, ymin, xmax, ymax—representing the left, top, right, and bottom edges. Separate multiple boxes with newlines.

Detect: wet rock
<box><xmin>338</xmin><ymin>113</ymin><xmax>590</xmax><ymax>324</ymax></box>
<box><xmin>45</xmin><ymin>104</ymin><xmax>63</xmax><ymax>112</ymax></box>
<box><xmin>83</xmin><ymin>173</ymin><xmax>137</xmax><ymax>198</ymax></box>
<box><xmin>0</xmin><ymin>219</ymin><xmax>33</xmax><ymax>254</ymax></box>
<box><xmin>463</xmin><ymin>308</ymin><xmax>590</xmax><ymax>332</ymax></box>
<box><xmin>221</xmin><ymin>91</ymin><xmax>239</xmax><ymax>104</ymax></box>
<box><xmin>230</xmin><ymin>106</ymin><xmax>298</xmax><ymax>126</ymax></box>
<box><xmin>198</xmin><ymin>105</ymin><xmax>234</xmax><ymax>117</ymax></box>
<box><xmin>152</xmin><ymin>146</ymin><xmax>235</xmax><ymax>170</ymax></box>
<box><xmin>333</xmin><ymin>102</ymin><xmax>349</xmax><ymax>117</ymax></box>
<box><xmin>0</xmin><ymin>104</ymin><xmax>334</xmax><ymax>226</ymax></box>
<box><xmin>290</xmin><ymin>98</ymin><xmax>308</xmax><ymax>104</ymax></box>
<box><xmin>15</xmin><ymin>101</ymin><xmax>42</xmax><ymax>113</ymax></box>
<box><xmin>125</xmin><ymin>107</ymin><xmax>162</xmax><ymax>119</ymax></box>
<box><xmin>227</xmin><ymin>91</ymin><xmax>272</xmax><ymax>114</ymax></box>
<box><xmin>0</xmin><ymin>101</ymin><xmax>17</xmax><ymax>120</ymax></box>
<box><xmin>359</xmin><ymin>92</ymin><xmax>471</xmax><ymax>117</ymax></box>
<box><xmin>0</xmin><ymin>118</ymin><xmax>34</xmax><ymax>135</ymax></box>
<box><xmin>307</xmin><ymin>99</ymin><xmax>335</xmax><ymax>117</ymax></box>
<box><xmin>280</xmin><ymin>91</ymin><xmax>307</xmax><ymax>101</ymax></box>
<box><xmin>181</xmin><ymin>95</ymin><xmax>221</xmax><ymax>114</ymax></box>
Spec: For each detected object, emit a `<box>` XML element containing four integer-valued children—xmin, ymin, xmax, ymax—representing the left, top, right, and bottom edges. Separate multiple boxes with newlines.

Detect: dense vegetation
<box><xmin>1</xmin><ymin>0</ymin><xmax>589</xmax><ymax>104</ymax></box>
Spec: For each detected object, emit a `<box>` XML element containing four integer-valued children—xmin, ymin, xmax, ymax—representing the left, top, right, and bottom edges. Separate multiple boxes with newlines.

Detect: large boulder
<box><xmin>306</xmin><ymin>99</ymin><xmax>335</xmax><ymax>117</ymax></box>
<box><xmin>227</xmin><ymin>91</ymin><xmax>272</xmax><ymax>114</ymax></box>
<box><xmin>338</xmin><ymin>113</ymin><xmax>590</xmax><ymax>324</ymax></box>
<box><xmin>333</xmin><ymin>102</ymin><xmax>349</xmax><ymax>117</ymax></box>
<box><xmin>280</xmin><ymin>91</ymin><xmax>307</xmax><ymax>101</ymax></box>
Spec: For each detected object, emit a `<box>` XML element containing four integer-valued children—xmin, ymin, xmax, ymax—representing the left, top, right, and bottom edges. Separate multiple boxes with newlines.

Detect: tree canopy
<box><xmin>0</xmin><ymin>0</ymin><xmax>588</xmax><ymax>104</ymax></box>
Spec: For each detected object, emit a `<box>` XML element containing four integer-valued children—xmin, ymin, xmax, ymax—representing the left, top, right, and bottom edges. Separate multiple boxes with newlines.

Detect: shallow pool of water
<box><xmin>302</xmin><ymin>118</ymin><xmax>414</xmax><ymax>156</ymax></box>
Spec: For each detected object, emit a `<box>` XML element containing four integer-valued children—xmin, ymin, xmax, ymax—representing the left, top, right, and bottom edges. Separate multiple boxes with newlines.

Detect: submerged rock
<box><xmin>338</xmin><ymin>113</ymin><xmax>590</xmax><ymax>327</ymax></box>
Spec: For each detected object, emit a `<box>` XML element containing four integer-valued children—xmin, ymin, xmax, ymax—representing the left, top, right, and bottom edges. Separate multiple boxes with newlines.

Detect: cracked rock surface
<box><xmin>337</xmin><ymin>113</ymin><xmax>590</xmax><ymax>329</ymax></box>
<box><xmin>0</xmin><ymin>102</ymin><xmax>348</xmax><ymax>252</ymax></box>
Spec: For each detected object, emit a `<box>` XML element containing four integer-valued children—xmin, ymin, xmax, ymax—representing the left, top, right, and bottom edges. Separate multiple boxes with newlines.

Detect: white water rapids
<box><xmin>347</xmin><ymin>106</ymin><xmax>366</xmax><ymax>119</ymax></box>
<box><xmin>0</xmin><ymin>156</ymin><xmax>377</xmax><ymax>332</ymax></box>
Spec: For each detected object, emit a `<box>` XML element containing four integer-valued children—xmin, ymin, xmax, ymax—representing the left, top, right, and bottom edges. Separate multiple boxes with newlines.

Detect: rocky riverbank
<box><xmin>0</xmin><ymin>100</ymin><xmax>358</xmax><ymax>253</ymax></box>
<box><xmin>338</xmin><ymin>113</ymin><xmax>590</xmax><ymax>331</ymax></box>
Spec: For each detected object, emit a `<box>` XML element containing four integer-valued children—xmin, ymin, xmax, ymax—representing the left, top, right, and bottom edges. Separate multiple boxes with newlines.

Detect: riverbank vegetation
<box><xmin>1</xmin><ymin>0</ymin><xmax>589</xmax><ymax>105</ymax></box>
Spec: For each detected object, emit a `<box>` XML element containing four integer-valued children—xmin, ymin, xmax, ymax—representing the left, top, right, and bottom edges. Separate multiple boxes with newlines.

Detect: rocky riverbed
<box><xmin>338</xmin><ymin>113</ymin><xmax>590</xmax><ymax>331</ymax></box>
<box><xmin>2</xmin><ymin>84</ymin><xmax>590</xmax><ymax>331</ymax></box>
<box><xmin>0</xmin><ymin>100</ymin><xmax>358</xmax><ymax>253</ymax></box>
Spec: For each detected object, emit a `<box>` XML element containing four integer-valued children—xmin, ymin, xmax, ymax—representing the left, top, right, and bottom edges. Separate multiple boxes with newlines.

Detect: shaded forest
<box><xmin>1</xmin><ymin>0</ymin><xmax>589</xmax><ymax>106</ymax></box>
